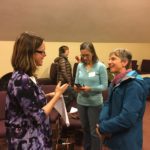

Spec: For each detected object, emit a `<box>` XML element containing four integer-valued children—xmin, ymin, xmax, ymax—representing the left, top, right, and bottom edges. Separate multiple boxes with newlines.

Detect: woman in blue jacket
<box><xmin>99</xmin><ymin>48</ymin><xmax>148</xmax><ymax>150</ymax></box>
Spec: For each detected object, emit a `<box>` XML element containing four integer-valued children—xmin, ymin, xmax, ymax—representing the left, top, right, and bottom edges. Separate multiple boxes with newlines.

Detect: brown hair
<box><xmin>11</xmin><ymin>32</ymin><xmax>44</xmax><ymax>76</ymax></box>
<box><xmin>80</xmin><ymin>42</ymin><xmax>99</xmax><ymax>64</ymax></box>
<box><xmin>59</xmin><ymin>45</ymin><xmax>69</xmax><ymax>56</ymax></box>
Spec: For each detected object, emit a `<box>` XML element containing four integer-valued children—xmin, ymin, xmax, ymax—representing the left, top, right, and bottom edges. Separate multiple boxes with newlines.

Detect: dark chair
<box><xmin>58</xmin><ymin>96</ymin><xmax>83</xmax><ymax>145</ymax></box>
<box><xmin>107</xmin><ymin>68</ymin><xmax>114</xmax><ymax>85</ymax></box>
<box><xmin>0</xmin><ymin>72</ymin><xmax>12</xmax><ymax>91</ymax></box>
<box><xmin>0</xmin><ymin>91</ymin><xmax>7</xmax><ymax>141</ymax></box>
<box><xmin>140</xmin><ymin>59</ymin><xmax>150</xmax><ymax>74</ymax></box>
<box><xmin>60</xmin><ymin>112</ymin><xmax>81</xmax><ymax>130</ymax></box>
<box><xmin>131</xmin><ymin>60</ymin><xmax>138</xmax><ymax>71</ymax></box>
<box><xmin>59</xmin><ymin>113</ymin><xmax>82</xmax><ymax>145</ymax></box>
<box><xmin>40</xmin><ymin>84</ymin><xmax>56</xmax><ymax>93</ymax></box>
<box><xmin>49</xmin><ymin>63</ymin><xmax>58</xmax><ymax>85</ymax></box>
<box><xmin>40</xmin><ymin>85</ymin><xmax>60</xmax><ymax>142</ymax></box>
<box><xmin>73</xmin><ymin>63</ymin><xmax>78</xmax><ymax>82</ymax></box>
<box><xmin>0</xmin><ymin>78</ymin><xmax>1</xmax><ymax>90</ymax></box>
<box><xmin>37</xmin><ymin>78</ymin><xmax>52</xmax><ymax>85</ymax></box>
<box><xmin>0</xmin><ymin>81</ymin><xmax>10</xmax><ymax>147</ymax></box>
<box><xmin>37</xmin><ymin>62</ymin><xmax>59</xmax><ymax>86</ymax></box>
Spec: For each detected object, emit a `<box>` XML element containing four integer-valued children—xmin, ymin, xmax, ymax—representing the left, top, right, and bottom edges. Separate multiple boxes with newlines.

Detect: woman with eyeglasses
<box><xmin>5</xmin><ymin>32</ymin><xmax>68</xmax><ymax>149</ymax></box>
<box><xmin>74</xmin><ymin>42</ymin><xmax>108</xmax><ymax>150</ymax></box>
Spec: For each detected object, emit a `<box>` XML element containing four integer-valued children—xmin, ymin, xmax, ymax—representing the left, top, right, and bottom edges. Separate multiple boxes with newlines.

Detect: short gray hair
<box><xmin>109</xmin><ymin>48</ymin><xmax>132</xmax><ymax>69</ymax></box>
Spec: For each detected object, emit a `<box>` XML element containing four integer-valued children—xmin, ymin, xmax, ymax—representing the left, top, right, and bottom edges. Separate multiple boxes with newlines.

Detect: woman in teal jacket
<box><xmin>99</xmin><ymin>48</ymin><xmax>148</xmax><ymax>150</ymax></box>
<box><xmin>74</xmin><ymin>42</ymin><xmax>108</xmax><ymax>150</ymax></box>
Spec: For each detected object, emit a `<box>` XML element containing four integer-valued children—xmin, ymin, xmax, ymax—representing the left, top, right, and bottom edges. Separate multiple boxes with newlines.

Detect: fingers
<box><xmin>96</xmin><ymin>127</ymin><xmax>101</xmax><ymax>137</ymax></box>
<box><xmin>56</xmin><ymin>81</ymin><xmax>68</xmax><ymax>89</ymax></box>
<box><xmin>55</xmin><ymin>82</ymin><xmax>69</xmax><ymax>94</ymax></box>
<box><xmin>56</xmin><ymin>81</ymin><xmax>61</xmax><ymax>87</ymax></box>
<box><xmin>61</xmin><ymin>83</ymin><xmax>69</xmax><ymax>91</ymax></box>
<box><xmin>96</xmin><ymin>124</ymin><xmax>100</xmax><ymax>128</ymax></box>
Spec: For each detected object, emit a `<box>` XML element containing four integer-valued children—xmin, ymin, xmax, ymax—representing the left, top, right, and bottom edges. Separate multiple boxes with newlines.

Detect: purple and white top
<box><xmin>5</xmin><ymin>71</ymin><xmax>52</xmax><ymax>150</ymax></box>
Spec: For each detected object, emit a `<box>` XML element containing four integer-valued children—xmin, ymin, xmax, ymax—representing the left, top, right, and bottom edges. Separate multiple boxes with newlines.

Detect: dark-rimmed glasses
<box><xmin>80</xmin><ymin>54</ymin><xmax>90</xmax><ymax>58</ymax></box>
<box><xmin>35</xmin><ymin>50</ymin><xmax>46</xmax><ymax>55</ymax></box>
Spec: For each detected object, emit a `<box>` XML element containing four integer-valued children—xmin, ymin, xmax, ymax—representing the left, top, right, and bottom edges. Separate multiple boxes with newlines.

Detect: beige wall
<box><xmin>0</xmin><ymin>41</ymin><xmax>150</xmax><ymax>78</ymax></box>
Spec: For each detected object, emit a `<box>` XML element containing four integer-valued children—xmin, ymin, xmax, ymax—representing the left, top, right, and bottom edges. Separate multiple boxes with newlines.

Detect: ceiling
<box><xmin>0</xmin><ymin>0</ymin><xmax>150</xmax><ymax>42</ymax></box>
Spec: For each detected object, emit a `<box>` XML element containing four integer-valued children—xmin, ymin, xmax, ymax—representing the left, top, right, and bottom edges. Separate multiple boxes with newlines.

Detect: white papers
<box><xmin>54</xmin><ymin>95</ymin><xmax>70</xmax><ymax>127</ymax></box>
<box><xmin>70</xmin><ymin>107</ymin><xmax>78</xmax><ymax>113</ymax></box>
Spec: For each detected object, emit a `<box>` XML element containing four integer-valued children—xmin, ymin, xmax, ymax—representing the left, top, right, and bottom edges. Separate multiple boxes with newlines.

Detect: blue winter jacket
<box><xmin>143</xmin><ymin>77</ymin><xmax>150</xmax><ymax>97</ymax></box>
<box><xmin>99</xmin><ymin>71</ymin><xmax>149</xmax><ymax>150</ymax></box>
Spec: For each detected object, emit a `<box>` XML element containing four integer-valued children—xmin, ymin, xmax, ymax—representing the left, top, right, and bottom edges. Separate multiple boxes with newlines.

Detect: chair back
<box><xmin>49</xmin><ymin>63</ymin><xmax>58</xmax><ymax>84</ymax></box>
<box><xmin>141</xmin><ymin>59</ymin><xmax>150</xmax><ymax>73</ymax></box>
<box><xmin>0</xmin><ymin>91</ymin><xmax>7</xmax><ymax>120</ymax></box>
<box><xmin>41</xmin><ymin>84</ymin><xmax>56</xmax><ymax>94</ymax></box>
<box><xmin>73</xmin><ymin>63</ymin><xmax>78</xmax><ymax>82</ymax></box>
<box><xmin>0</xmin><ymin>72</ymin><xmax>12</xmax><ymax>91</ymax></box>
<box><xmin>131</xmin><ymin>60</ymin><xmax>138</xmax><ymax>70</ymax></box>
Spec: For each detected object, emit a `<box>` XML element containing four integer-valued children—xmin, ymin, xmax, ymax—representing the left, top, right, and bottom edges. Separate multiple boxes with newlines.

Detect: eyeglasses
<box><xmin>80</xmin><ymin>54</ymin><xmax>90</xmax><ymax>58</ymax></box>
<box><xmin>35</xmin><ymin>50</ymin><xmax>46</xmax><ymax>55</ymax></box>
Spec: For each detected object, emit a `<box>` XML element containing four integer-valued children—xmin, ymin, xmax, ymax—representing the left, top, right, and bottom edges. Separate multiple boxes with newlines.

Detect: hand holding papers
<box><xmin>54</xmin><ymin>95</ymin><xmax>70</xmax><ymax>127</ymax></box>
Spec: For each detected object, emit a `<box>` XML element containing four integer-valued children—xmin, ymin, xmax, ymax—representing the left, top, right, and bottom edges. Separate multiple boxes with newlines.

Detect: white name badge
<box><xmin>88</xmin><ymin>72</ymin><xmax>96</xmax><ymax>77</ymax></box>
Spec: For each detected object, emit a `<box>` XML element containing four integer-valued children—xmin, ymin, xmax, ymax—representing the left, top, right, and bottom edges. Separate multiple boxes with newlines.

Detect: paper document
<box><xmin>54</xmin><ymin>95</ymin><xmax>70</xmax><ymax>126</ymax></box>
<box><xmin>70</xmin><ymin>107</ymin><xmax>78</xmax><ymax>113</ymax></box>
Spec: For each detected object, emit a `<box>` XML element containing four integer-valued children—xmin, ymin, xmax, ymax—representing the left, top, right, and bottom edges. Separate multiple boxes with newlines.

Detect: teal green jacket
<box><xmin>75</xmin><ymin>61</ymin><xmax>108</xmax><ymax>106</ymax></box>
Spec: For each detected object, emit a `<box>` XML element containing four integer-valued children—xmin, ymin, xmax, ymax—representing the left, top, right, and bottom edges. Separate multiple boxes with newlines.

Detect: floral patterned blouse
<box><xmin>5</xmin><ymin>71</ymin><xmax>52</xmax><ymax>150</ymax></box>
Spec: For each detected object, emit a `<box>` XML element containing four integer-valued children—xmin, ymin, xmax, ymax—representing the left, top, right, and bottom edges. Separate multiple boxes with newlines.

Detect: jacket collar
<box><xmin>113</xmin><ymin>70</ymin><xmax>143</xmax><ymax>88</ymax></box>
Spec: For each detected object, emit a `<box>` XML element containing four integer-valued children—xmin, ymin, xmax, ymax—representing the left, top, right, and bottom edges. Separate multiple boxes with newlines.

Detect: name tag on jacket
<box><xmin>88</xmin><ymin>72</ymin><xmax>96</xmax><ymax>77</ymax></box>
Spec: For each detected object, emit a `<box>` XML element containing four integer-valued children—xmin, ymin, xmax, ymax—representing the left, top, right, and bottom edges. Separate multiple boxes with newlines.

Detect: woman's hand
<box><xmin>74</xmin><ymin>85</ymin><xmax>91</xmax><ymax>92</ymax></box>
<box><xmin>74</xmin><ymin>85</ymin><xmax>83</xmax><ymax>92</ymax></box>
<box><xmin>55</xmin><ymin>81</ymin><xmax>68</xmax><ymax>96</ymax></box>
<box><xmin>45</xmin><ymin>92</ymin><xmax>55</xmax><ymax>97</ymax></box>
<box><xmin>80</xmin><ymin>86</ymin><xmax>91</xmax><ymax>92</ymax></box>
<box><xmin>42</xmin><ymin>81</ymin><xmax>68</xmax><ymax>116</ymax></box>
<box><xmin>96</xmin><ymin>124</ymin><xmax>111</xmax><ymax>150</ymax></box>
<box><xmin>46</xmin><ymin>82</ymin><xmax>68</xmax><ymax>98</ymax></box>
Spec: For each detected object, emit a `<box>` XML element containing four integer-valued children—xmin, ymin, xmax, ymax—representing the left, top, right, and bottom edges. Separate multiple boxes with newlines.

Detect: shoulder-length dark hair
<box><xmin>80</xmin><ymin>42</ymin><xmax>99</xmax><ymax>64</ymax></box>
<box><xmin>11</xmin><ymin>32</ymin><xmax>44</xmax><ymax>76</ymax></box>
